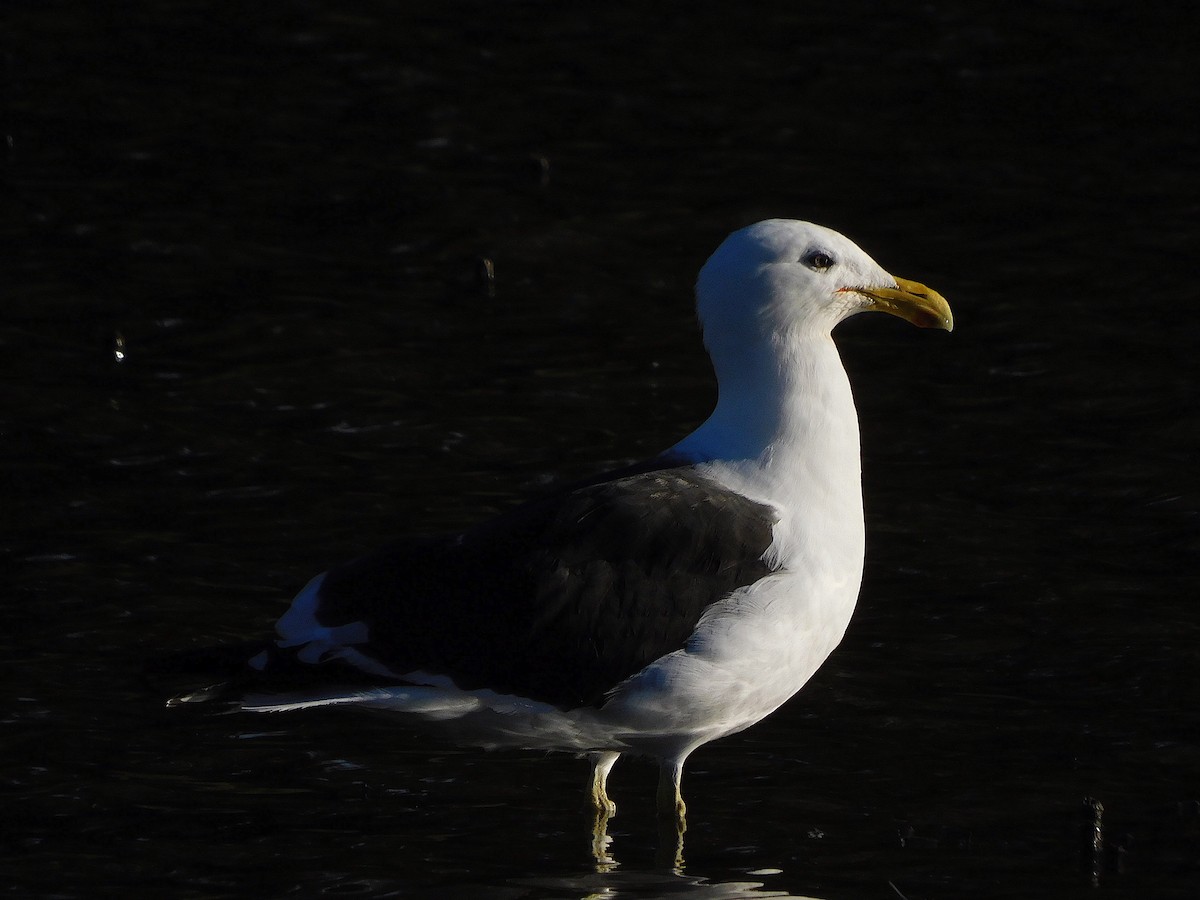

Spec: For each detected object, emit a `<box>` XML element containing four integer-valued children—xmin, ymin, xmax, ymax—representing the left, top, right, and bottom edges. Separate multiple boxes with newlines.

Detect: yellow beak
<box><xmin>854</xmin><ymin>277</ymin><xmax>953</xmax><ymax>331</ymax></box>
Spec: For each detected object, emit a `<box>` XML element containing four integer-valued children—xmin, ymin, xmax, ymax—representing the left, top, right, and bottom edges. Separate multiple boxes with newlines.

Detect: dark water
<box><xmin>4</xmin><ymin>2</ymin><xmax>1198</xmax><ymax>897</ymax></box>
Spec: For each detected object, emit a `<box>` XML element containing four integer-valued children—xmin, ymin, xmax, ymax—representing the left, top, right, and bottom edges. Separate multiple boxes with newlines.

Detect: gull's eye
<box><xmin>801</xmin><ymin>249</ymin><xmax>836</xmax><ymax>272</ymax></box>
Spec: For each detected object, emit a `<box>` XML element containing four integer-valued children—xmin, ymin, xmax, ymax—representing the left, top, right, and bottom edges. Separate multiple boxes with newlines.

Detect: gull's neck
<box><xmin>673</xmin><ymin>335</ymin><xmax>860</xmax><ymax>475</ymax></box>
<box><xmin>671</xmin><ymin>334</ymin><xmax>865</xmax><ymax>567</ymax></box>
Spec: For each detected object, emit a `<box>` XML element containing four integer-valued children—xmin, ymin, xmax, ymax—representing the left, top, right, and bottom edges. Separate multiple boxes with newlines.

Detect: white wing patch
<box><xmin>274</xmin><ymin>573</ymin><xmax>370</xmax><ymax>663</ymax></box>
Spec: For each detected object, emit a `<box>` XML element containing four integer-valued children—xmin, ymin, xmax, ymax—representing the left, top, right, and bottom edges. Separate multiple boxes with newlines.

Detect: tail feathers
<box><xmin>166</xmin><ymin>681</ymin><xmax>241</xmax><ymax>707</ymax></box>
<box><xmin>152</xmin><ymin>640</ymin><xmax>420</xmax><ymax>711</ymax></box>
<box><xmin>143</xmin><ymin>640</ymin><xmax>272</xmax><ymax>709</ymax></box>
<box><xmin>241</xmin><ymin>686</ymin><xmax>482</xmax><ymax>717</ymax></box>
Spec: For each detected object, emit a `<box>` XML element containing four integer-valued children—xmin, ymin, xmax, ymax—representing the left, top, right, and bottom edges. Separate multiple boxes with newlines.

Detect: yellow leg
<box><xmin>655</xmin><ymin>757</ymin><xmax>687</xmax><ymax>821</ymax></box>
<box><xmin>587</xmin><ymin>751</ymin><xmax>620</xmax><ymax>817</ymax></box>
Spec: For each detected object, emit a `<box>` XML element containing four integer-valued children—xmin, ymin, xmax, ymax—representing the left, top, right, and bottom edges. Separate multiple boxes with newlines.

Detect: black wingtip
<box><xmin>142</xmin><ymin>640</ymin><xmax>274</xmax><ymax>709</ymax></box>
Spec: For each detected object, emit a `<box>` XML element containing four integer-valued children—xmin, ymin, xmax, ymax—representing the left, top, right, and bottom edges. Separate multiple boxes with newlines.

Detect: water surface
<box><xmin>4</xmin><ymin>2</ymin><xmax>1197</xmax><ymax>898</ymax></box>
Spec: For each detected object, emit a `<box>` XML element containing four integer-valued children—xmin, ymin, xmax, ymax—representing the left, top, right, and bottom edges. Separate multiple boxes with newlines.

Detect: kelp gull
<box><xmin>172</xmin><ymin>219</ymin><xmax>953</xmax><ymax>821</ymax></box>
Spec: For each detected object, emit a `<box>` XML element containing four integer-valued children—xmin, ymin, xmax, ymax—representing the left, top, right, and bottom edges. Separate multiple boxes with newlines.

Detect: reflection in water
<box><xmin>589</xmin><ymin>806</ymin><xmax>686</xmax><ymax>876</ymax></box>
<box><xmin>590</xmin><ymin>807</ymin><xmax>618</xmax><ymax>872</ymax></box>
<box><xmin>517</xmin><ymin>868</ymin><xmax>819</xmax><ymax>899</ymax></box>
<box><xmin>654</xmin><ymin>813</ymin><xmax>686</xmax><ymax>875</ymax></box>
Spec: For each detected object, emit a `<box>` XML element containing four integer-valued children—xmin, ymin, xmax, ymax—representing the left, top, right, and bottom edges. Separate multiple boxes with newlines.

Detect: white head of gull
<box><xmin>171</xmin><ymin>219</ymin><xmax>952</xmax><ymax>828</ymax></box>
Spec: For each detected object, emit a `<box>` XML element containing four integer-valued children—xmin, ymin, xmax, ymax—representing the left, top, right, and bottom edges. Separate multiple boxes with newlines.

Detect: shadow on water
<box><xmin>4</xmin><ymin>1</ymin><xmax>1199</xmax><ymax>898</ymax></box>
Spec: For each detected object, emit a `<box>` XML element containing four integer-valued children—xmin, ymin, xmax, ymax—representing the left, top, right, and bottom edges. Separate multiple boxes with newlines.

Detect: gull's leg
<box><xmin>587</xmin><ymin>752</ymin><xmax>620</xmax><ymax>870</ymax></box>
<box><xmin>587</xmin><ymin>751</ymin><xmax>620</xmax><ymax>817</ymax></box>
<box><xmin>655</xmin><ymin>756</ymin><xmax>687</xmax><ymax>821</ymax></box>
